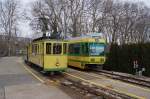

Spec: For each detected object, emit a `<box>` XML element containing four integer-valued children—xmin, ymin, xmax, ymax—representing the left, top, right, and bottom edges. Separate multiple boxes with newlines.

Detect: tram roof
<box><xmin>32</xmin><ymin>37</ymin><xmax>66</xmax><ymax>42</ymax></box>
<box><xmin>67</xmin><ymin>37</ymin><xmax>106</xmax><ymax>43</ymax></box>
<box><xmin>66</xmin><ymin>33</ymin><xmax>105</xmax><ymax>41</ymax></box>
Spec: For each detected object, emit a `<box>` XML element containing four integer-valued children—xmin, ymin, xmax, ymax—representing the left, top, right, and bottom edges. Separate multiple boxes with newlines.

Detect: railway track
<box><xmin>67</xmin><ymin>68</ymin><xmax>150</xmax><ymax>99</ymax></box>
<box><xmin>63</xmin><ymin>72</ymin><xmax>141</xmax><ymax>99</ymax></box>
<box><xmin>25</xmin><ymin>61</ymin><xmax>144</xmax><ymax>99</ymax></box>
<box><xmin>44</xmin><ymin>73</ymin><xmax>141</xmax><ymax>99</ymax></box>
<box><xmin>92</xmin><ymin>69</ymin><xmax>150</xmax><ymax>88</ymax></box>
<box><xmin>25</xmin><ymin>59</ymin><xmax>150</xmax><ymax>99</ymax></box>
<box><xmin>24</xmin><ymin>62</ymin><xmax>103</xmax><ymax>98</ymax></box>
<box><xmin>38</xmin><ymin>73</ymin><xmax>134</xmax><ymax>98</ymax></box>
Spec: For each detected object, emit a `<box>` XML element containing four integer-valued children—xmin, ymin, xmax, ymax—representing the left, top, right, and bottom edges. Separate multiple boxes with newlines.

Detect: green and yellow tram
<box><xmin>26</xmin><ymin>37</ymin><xmax>67</xmax><ymax>72</ymax></box>
<box><xmin>68</xmin><ymin>37</ymin><xmax>106</xmax><ymax>69</ymax></box>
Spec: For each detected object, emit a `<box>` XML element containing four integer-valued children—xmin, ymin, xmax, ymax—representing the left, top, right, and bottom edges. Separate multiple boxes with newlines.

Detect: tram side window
<box><xmin>63</xmin><ymin>43</ymin><xmax>67</xmax><ymax>54</ymax></box>
<box><xmin>83</xmin><ymin>43</ymin><xmax>88</xmax><ymax>55</ymax></box>
<box><xmin>46</xmin><ymin>43</ymin><xmax>51</xmax><ymax>54</ymax></box>
<box><xmin>32</xmin><ymin>45</ymin><xmax>34</xmax><ymax>53</ymax></box>
<box><xmin>32</xmin><ymin>44</ymin><xmax>39</xmax><ymax>55</ymax></box>
<box><xmin>36</xmin><ymin>44</ymin><xmax>39</xmax><ymax>54</ymax></box>
<box><xmin>69</xmin><ymin>44</ymin><xmax>73</xmax><ymax>54</ymax></box>
<box><xmin>35</xmin><ymin>45</ymin><xmax>37</xmax><ymax>54</ymax></box>
<box><xmin>74</xmin><ymin>44</ymin><xmax>80</xmax><ymax>54</ymax></box>
<box><xmin>68</xmin><ymin>44</ymin><xmax>80</xmax><ymax>55</ymax></box>
<box><xmin>53</xmin><ymin>43</ymin><xmax>62</xmax><ymax>54</ymax></box>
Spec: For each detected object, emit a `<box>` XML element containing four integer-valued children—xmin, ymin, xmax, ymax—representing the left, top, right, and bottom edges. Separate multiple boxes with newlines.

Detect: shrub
<box><xmin>104</xmin><ymin>43</ymin><xmax>150</xmax><ymax>77</ymax></box>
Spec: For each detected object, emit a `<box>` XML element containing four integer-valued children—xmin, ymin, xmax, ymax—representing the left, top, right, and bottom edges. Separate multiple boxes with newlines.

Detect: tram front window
<box><xmin>89</xmin><ymin>43</ymin><xmax>104</xmax><ymax>56</ymax></box>
<box><xmin>53</xmin><ymin>43</ymin><xmax>62</xmax><ymax>54</ymax></box>
<box><xmin>46</xmin><ymin>43</ymin><xmax>51</xmax><ymax>54</ymax></box>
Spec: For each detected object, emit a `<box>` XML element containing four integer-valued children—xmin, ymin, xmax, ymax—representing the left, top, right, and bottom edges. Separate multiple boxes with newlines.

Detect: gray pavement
<box><xmin>0</xmin><ymin>57</ymin><xmax>71</xmax><ymax>99</ymax></box>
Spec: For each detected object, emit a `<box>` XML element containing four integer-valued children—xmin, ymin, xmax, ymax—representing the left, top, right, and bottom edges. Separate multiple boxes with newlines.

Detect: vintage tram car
<box><xmin>26</xmin><ymin>37</ymin><xmax>67</xmax><ymax>72</ymax></box>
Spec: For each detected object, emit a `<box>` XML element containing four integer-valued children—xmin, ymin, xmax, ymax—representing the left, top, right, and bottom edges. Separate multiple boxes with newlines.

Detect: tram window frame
<box><xmin>53</xmin><ymin>43</ymin><xmax>62</xmax><ymax>54</ymax></box>
<box><xmin>46</xmin><ymin>43</ymin><xmax>51</xmax><ymax>54</ymax></box>
<box><xmin>73</xmin><ymin>44</ymin><xmax>80</xmax><ymax>55</ymax></box>
<box><xmin>68</xmin><ymin>43</ymin><xmax>80</xmax><ymax>55</ymax></box>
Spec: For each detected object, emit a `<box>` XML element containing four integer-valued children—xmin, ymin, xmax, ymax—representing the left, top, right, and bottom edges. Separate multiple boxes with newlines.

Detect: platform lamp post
<box><xmin>39</xmin><ymin>16</ymin><xmax>49</xmax><ymax>38</ymax></box>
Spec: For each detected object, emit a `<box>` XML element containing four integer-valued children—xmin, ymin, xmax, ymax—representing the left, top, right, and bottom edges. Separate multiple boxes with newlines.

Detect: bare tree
<box><xmin>0</xmin><ymin>0</ymin><xmax>20</xmax><ymax>56</ymax></box>
<box><xmin>30</xmin><ymin>0</ymin><xmax>150</xmax><ymax>44</ymax></box>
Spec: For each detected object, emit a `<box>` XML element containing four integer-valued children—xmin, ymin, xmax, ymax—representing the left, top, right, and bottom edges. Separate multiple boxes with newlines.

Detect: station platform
<box><xmin>0</xmin><ymin>57</ymin><xmax>71</xmax><ymax>99</ymax></box>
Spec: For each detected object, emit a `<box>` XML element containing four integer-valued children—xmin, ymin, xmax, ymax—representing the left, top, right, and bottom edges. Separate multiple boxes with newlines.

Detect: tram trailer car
<box><xmin>68</xmin><ymin>37</ymin><xmax>106</xmax><ymax>69</ymax></box>
<box><xmin>26</xmin><ymin>37</ymin><xmax>68</xmax><ymax>72</ymax></box>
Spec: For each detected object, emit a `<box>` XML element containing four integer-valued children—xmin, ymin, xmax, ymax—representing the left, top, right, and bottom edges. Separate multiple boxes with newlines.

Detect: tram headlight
<box><xmin>56</xmin><ymin>62</ymin><xmax>60</xmax><ymax>66</ymax></box>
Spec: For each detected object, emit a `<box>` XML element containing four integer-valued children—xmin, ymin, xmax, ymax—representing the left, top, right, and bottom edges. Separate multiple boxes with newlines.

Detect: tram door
<box><xmin>53</xmin><ymin>43</ymin><xmax>62</xmax><ymax>67</ymax></box>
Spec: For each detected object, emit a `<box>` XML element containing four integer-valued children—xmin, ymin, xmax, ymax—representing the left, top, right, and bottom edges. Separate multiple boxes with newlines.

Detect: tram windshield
<box><xmin>89</xmin><ymin>43</ymin><xmax>105</xmax><ymax>56</ymax></box>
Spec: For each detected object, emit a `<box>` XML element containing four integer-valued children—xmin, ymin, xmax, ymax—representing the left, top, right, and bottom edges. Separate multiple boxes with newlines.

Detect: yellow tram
<box><xmin>26</xmin><ymin>37</ymin><xmax>67</xmax><ymax>72</ymax></box>
<box><xmin>68</xmin><ymin>36</ymin><xmax>106</xmax><ymax>69</ymax></box>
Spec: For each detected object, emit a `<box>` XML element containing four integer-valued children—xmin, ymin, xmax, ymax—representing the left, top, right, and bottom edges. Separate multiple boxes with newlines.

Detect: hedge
<box><xmin>104</xmin><ymin>43</ymin><xmax>150</xmax><ymax>77</ymax></box>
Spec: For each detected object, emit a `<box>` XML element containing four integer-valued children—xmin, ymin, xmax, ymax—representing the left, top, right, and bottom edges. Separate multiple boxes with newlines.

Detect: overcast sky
<box><xmin>19</xmin><ymin>0</ymin><xmax>150</xmax><ymax>38</ymax></box>
<box><xmin>122</xmin><ymin>0</ymin><xmax>150</xmax><ymax>6</ymax></box>
<box><xmin>18</xmin><ymin>0</ymin><xmax>36</xmax><ymax>38</ymax></box>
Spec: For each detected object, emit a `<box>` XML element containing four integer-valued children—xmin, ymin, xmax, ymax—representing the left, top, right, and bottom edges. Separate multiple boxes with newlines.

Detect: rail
<box><xmin>25</xmin><ymin>61</ymin><xmax>143</xmax><ymax>99</ymax></box>
<box><xmin>93</xmin><ymin>69</ymin><xmax>150</xmax><ymax>88</ymax></box>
